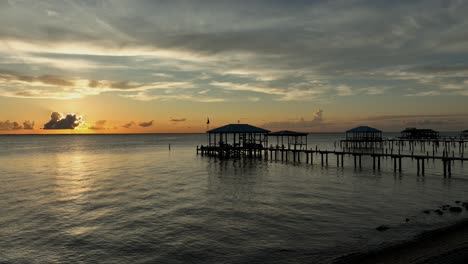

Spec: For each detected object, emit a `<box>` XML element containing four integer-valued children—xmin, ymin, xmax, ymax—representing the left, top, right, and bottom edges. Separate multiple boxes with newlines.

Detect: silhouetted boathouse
<box><xmin>343</xmin><ymin>126</ymin><xmax>383</xmax><ymax>148</ymax></box>
<box><xmin>462</xmin><ymin>130</ymin><xmax>468</xmax><ymax>138</ymax></box>
<box><xmin>401</xmin><ymin>128</ymin><xmax>439</xmax><ymax>139</ymax></box>
<box><xmin>267</xmin><ymin>130</ymin><xmax>308</xmax><ymax>150</ymax></box>
<box><xmin>346</xmin><ymin>126</ymin><xmax>382</xmax><ymax>141</ymax></box>
<box><xmin>207</xmin><ymin>124</ymin><xmax>269</xmax><ymax>147</ymax></box>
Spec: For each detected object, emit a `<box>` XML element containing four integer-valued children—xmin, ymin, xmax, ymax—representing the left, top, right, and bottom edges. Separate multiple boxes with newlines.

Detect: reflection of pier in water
<box><xmin>197</xmin><ymin>124</ymin><xmax>468</xmax><ymax>177</ymax></box>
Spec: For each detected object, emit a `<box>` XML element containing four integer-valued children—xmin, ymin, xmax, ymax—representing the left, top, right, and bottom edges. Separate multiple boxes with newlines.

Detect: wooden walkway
<box><xmin>197</xmin><ymin>145</ymin><xmax>467</xmax><ymax>177</ymax></box>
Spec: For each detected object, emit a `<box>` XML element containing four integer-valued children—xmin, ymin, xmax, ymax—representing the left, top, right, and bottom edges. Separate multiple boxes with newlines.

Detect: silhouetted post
<box><xmin>417</xmin><ymin>158</ymin><xmax>420</xmax><ymax>175</ymax></box>
<box><xmin>169</xmin><ymin>144</ymin><xmax>171</xmax><ymax>151</ymax></box>
<box><xmin>443</xmin><ymin>160</ymin><xmax>447</xmax><ymax>177</ymax></box>
<box><xmin>422</xmin><ymin>159</ymin><xmax>425</xmax><ymax>175</ymax></box>
<box><xmin>448</xmin><ymin>160</ymin><xmax>452</xmax><ymax>177</ymax></box>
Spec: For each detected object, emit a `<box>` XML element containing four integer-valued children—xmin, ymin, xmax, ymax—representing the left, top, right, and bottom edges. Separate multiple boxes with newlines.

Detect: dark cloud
<box><xmin>0</xmin><ymin>71</ymin><xmax>74</xmax><ymax>86</ymax></box>
<box><xmin>36</xmin><ymin>75</ymin><xmax>73</xmax><ymax>86</ymax></box>
<box><xmin>23</xmin><ymin>120</ymin><xmax>35</xmax><ymax>130</ymax></box>
<box><xmin>88</xmin><ymin>80</ymin><xmax>100</xmax><ymax>88</ymax></box>
<box><xmin>139</xmin><ymin>120</ymin><xmax>154</xmax><ymax>127</ymax></box>
<box><xmin>170</xmin><ymin>118</ymin><xmax>187</xmax><ymax>122</ymax></box>
<box><xmin>122</xmin><ymin>121</ymin><xmax>135</xmax><ymax>128</ymax></box>
<box><xmin>0</xmin><ymin>120</ymin><xmax>22</xmax><ymax>130</ymax></box>
<box><xmin>89</xmin><ymin>120</ymin><xmax>107</xmax><ymax>130</ymax></box>
<box><xmin>43</xmin><ymin>112</ymin><xmax>82</xmax><ymax>129</ymax></box>
<box><xmin>109</xmin><ymin>81</ymin><xmax>144</xmax><ymax>90</ymax></box>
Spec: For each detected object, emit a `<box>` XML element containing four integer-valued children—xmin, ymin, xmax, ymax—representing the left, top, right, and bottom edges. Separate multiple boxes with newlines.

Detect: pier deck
<box><xmin>197</xmin><ymin>145</ymin><xmax>467</xmax><ymax>177</ymax></box>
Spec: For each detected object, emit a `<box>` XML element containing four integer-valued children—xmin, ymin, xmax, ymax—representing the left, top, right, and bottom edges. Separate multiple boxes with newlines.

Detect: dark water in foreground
<box><xmin>1</xmin><ymin>134</ymin><xmax>467</xmax><ymax>263</ymax></box>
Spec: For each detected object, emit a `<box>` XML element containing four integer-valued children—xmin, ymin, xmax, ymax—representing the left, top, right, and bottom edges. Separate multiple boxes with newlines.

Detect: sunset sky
<box><xmin>1</xmin><ymin>0</ymin><xmax>468</xmax><ymax>133</ymax></box>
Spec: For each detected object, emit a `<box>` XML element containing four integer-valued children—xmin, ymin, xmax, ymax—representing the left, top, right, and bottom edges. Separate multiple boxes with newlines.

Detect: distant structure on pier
<box><xmin>462</xmin><ymin>130</ymin><xmax>468</xmax><ymax>138</ymax></box>
<box><xmin>400</xmin><ymin>128</ymin><xmax>439</xmax><ymax>139</ymax></box>
<box><xmin>267</xmin><ymin>130</ymin><xmax>308</xmax><ymax>150</ymax></box>
<box><xmin>207</xmin><ymin>124</ymin><xmax>270</xmax><ymax>148</ymax></box>
<box><xmin>345</xmin><ymin>126</ymin><xmax>382</xmax><ymax>142</ymax></box>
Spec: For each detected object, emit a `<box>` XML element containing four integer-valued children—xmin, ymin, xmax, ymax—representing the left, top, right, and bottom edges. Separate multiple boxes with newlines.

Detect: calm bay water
<box><xmin>1</xmin><ymin>133</ymin><xmax>467</xmax><ymax>263</ymax></box>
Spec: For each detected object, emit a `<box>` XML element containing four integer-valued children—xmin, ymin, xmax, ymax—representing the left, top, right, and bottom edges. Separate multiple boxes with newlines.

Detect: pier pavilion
<box><xmin>200</xmin><ymin>124</ymin><xmax>270</xmax><ymax>158</ymax></box>
<box><xmin>267</xmin><ymin>130</ymin><xmax>308</xmax><ymax>150</ymax></box>
<box><xmin>207</xmin><ymin>123</ymin><xmax>269</xmax><ymax>147</ymax></box>
<box><xmin>345</xmin><ymin>126</ymin><xmax>382</xmax><ymax>141</ymax></box>
<box><xmin>400</xmin><ymin>128</ymin><xmax>439</xmax><ymax>139</ymax></box>
<box><xmin>343</xmin><ymin>126</ymin><xmax>383</xmax><ymax>148</ymax></box>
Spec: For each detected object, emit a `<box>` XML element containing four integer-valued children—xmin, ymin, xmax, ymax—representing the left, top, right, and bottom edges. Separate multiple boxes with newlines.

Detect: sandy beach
<box><xmin>335</xmin><ymin>218</ymin><xmax>468</xmax><ymax>264</ymax></box>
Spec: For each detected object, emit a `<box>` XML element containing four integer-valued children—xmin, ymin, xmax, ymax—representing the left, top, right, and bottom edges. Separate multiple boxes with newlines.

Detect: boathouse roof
<box><xmin>207</xmin><ymin>124</ymin><xmax>270</xmax><ymax>134</ymax></box>
<box><xmin>267</xmin><ymin>130</ymin><xmax>308</xmax><ymax>136</ymax></box>
<box><xmin>346</xmin><ymin>126</ymin><xmax>382</xmax><ymax>133</ymax></box>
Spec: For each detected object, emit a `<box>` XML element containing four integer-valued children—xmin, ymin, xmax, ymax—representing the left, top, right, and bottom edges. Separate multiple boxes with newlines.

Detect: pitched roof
<box><xmin>267</xmin><ymin>130</ymin><xmax>308</xmax><ymax>136</ymax></box>
<box><xmin>346</xmin><ymin>126</ymin><xmax>381</xmax><ymax>133</ymax></box>
<box><xmin>207</xmin><ymin>124</ymin><xmax>270</xmax><ymax>134</ymax></box>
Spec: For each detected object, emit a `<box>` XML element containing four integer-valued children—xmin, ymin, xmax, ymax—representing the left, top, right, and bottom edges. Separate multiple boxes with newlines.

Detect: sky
<box><xmin>1</xmin><ymin>0</ymin><xmax>468</xmax><ymax>133</ymax></box>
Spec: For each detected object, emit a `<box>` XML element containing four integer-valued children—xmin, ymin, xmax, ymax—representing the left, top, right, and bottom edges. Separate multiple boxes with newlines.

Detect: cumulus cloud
<box><xmin>89</xmin><ymin>120</ymin><xmax>107</xmax><ymax>130</ymax></box>
<box><xmin>23</xmin><ymin>120</ymin><xmax>35</xmax><ymax>129</ymax></box>
<box><xmin>138</xmin><ymin>120</ymin><xmax>154</xmax><ymax>127</ymax></box>
<box><xmin>43</xmin><ymin>112</ymin><xmax>82</xmax><ymax>129</ymax></box>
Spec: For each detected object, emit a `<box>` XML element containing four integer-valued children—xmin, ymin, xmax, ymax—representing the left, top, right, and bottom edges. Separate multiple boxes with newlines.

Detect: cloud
<box><xmin>23</xmin><ymin>120</ymin><xmax>34</xmax><ymax>130</ymax></box>
<box><xmin>138</xmin><ymin>120</ymin><xmax>154</xmax><ymax>127</ymax></box>
<box><xmin>0</xmin><ymin>0</ymin><xmax>468</xmax><ymax>104</ymax></box>
<box><xmin>263</xmin><ymin>109</ymin><xmax>324</xmax><ymax>130</ymax></box>
<box><xmin>122</xmin><ymin>121</ymin><xmax>136</xmax><ymax>128</ymax></box>
<box><xmin>336</xmin><ymin>85</ymin><xmax>353</xmax><ymax>96</ymax></box>
<box><xmin>89</xmin><ymin>120</ymin><xmax>107</xmax><ymax>130</ymax></box>
<box><xmin>0</xmin><ymin>120</ymin><xmax>23</xmax><ymax>130</ymax></box>
<box><xmin>43</xmin><ymin>112</ymin><xmax>82</xmax><ymax>129</ymax></box>
<box><xmin>170</xmin><ymin>118</ymin><xmax>187</xmax><ymax>122</ymax></box>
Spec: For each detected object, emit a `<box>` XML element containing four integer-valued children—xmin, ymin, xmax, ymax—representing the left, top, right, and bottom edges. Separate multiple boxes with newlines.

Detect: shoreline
<box><xmin>334</xmin><ymin>217</ymin><xmax>468</xmax><ymax>264</ymax></box>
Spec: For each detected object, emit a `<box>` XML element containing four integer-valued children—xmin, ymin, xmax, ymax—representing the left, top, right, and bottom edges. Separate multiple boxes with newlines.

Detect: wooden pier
<box><xmin>197</xmin><ymin>145</ymin><xmax>467</xmax><ymax>177</ymax></box>
<box><xmin>198</xmin><ymin>123</ymin><xmax>467</xmax><ymax>177</ymax></box>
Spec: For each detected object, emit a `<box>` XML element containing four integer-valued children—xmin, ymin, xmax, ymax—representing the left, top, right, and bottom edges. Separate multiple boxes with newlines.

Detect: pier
<box><xmin>197</xmin><ymin>124</ymin><xmax>468</xmax><ymax>177</ymax></box>
<box><xmin>197</xmin><ymin>145</ymin><xmax>467</xmax><ymax>177</ymax></box>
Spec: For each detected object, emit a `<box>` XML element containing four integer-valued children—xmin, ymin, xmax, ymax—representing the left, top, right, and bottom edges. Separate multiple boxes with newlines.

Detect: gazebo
<box><xmin>207</xmin><ymin>124</ymin><xmax>270</xmax><ymax>148</ymax></box>
<box><xmin>267</xmin><ymin>130</ymin><xmax>308</xmax><ymax>150</ymax></box>
<box><xmin>345</xmin><ymin>126</ymin><xmax>382</xmax><ymax>142</ymax></box>
<box><xmin>400</xmin><ymin>128</ymin><xmax>439</xmax><ymax>139</ymax></box>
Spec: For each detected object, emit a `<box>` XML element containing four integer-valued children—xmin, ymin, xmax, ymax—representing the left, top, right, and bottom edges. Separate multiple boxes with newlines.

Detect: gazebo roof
<box><xmin>346</xmin><ymin>126</ymin><xmax>382</xmax><ymax>133</ymax></box>
<box><xmin>401</xmin><ymin>128</ymin><xmax>438</xmax><ymax>133</ymax></box>
<box><xmin>207</xmin><ymin>124</ymin><xmax>270</xmax><ymax>134</ymax></box>
<box><xmin>267</xmin><ymin>130</ymin><xmax>308</xmax><ymax>136</ymax></box>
